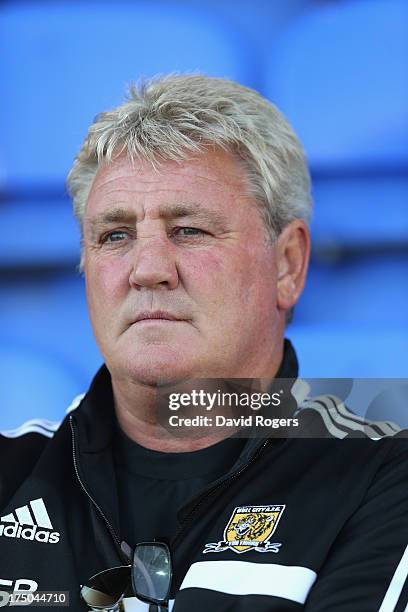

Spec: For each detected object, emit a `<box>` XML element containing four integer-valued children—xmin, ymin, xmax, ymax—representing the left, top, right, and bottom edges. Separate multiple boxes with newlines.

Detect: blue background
<box><xmin>0</xmin><ymin>0</ymin><xmax>407</xmax><ymax>429</ymax></box>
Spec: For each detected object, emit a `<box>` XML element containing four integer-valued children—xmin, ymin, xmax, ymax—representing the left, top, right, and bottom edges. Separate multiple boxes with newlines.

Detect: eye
<box><xmin>173</xmin><ymin>227</ymin><xmax>206</xmax><ymax>238</ymax></box>
<box><xmin>101</xmin><ymin>230</ymin><xmax>128</xmax><ymax>243</ymax></box>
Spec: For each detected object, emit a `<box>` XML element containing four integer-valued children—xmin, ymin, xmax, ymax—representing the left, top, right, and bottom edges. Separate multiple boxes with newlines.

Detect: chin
<box><xmin>120</xmin><ymin>348</ymin><xmax>195</xmax><ymax>387</ymax></box>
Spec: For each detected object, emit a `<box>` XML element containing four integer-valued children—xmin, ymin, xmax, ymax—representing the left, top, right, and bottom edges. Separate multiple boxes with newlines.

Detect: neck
<box><xmin>113</xmin><ymin>380</ymin><xmax>233</xmax><ymax>452</ymax></box>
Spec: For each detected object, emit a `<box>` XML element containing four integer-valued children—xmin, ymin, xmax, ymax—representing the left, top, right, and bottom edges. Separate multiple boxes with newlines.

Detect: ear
<box><xmin>276</xmin><ymin>220</ymin><xmax>310</xmax><ymax>312</ymax></box>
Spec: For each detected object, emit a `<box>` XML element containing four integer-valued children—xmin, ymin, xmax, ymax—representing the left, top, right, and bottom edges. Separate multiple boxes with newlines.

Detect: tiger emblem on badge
<box><xmin>203</xmin><ymin>505</ymin><xmax>285</xmax><ymax>554</ymax></box>
<box><xmin>234</xmin><ymin>512</ymin><xmax>273</xmax><ymax>539</ymax></box>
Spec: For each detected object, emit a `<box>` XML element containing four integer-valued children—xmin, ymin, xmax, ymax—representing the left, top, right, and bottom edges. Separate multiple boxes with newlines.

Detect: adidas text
<box><xmin>0</xmin><ymin>523</ymin><xmax>60</xmax><ymax>544</ymax></box>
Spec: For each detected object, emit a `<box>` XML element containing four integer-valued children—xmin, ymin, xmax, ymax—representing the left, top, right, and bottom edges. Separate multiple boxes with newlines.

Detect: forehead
<box><xmin>84</xmin><ymin>149</ymin><xmax>254</xmax><ymax>219</ymax></box>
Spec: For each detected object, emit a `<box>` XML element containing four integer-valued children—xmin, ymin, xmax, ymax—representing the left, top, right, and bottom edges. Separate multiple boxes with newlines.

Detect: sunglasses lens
<box><xmin>81</xmin><ymin>565</ymin><xmax>130</xmax><ymax>609</ymax></box>
<box><xmin>132</xmin><ymin>543</ymin><xmax>171</xmax><ymax>603</ymax></box>
<box><xmin>80</xmin><ymin>585</ymin><xmax>121</xmax><ymax>609</ymax></box>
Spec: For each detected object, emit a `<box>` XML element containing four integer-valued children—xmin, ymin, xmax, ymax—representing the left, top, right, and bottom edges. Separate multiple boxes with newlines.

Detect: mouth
<box><xmin>133</xmin><ymin>311</ymin><xmax>184</xmax><ymax>324</ymax></box>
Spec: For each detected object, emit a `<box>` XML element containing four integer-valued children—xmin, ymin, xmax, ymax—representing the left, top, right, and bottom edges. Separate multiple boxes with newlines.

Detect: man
<box><xmin>0</xmin><ymin>75</ymin><xmax>407</xmax><ymax>611</ymax></box>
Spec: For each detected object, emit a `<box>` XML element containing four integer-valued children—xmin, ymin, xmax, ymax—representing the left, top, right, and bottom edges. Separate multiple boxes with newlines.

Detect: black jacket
<box><xmin>1</xmin><ymin>361</ymin><xmax>407</xmax><ymax>611</ymax></box>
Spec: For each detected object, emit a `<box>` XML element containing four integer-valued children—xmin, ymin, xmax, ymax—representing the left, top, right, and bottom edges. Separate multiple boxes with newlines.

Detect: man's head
<box><xmin>67</xmin><ymin>75</ymin><xmax>311</xmax><ymax>386</ymax></box>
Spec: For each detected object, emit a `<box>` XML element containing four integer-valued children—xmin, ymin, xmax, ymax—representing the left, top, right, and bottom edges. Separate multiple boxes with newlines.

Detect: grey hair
<box><xmin>67</xmin><ymin>74</ymin><xmax>312</xmax><ymax>242</ymax></box>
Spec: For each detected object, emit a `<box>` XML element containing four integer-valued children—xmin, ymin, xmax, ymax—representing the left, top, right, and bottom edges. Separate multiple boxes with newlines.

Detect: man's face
<box><xmin>83</xmin><ymin>149</ymin><xmax>285</xmax><ymax>385</ymax></box>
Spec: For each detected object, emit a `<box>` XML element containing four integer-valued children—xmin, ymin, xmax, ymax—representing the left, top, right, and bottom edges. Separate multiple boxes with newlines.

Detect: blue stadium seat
<box><xmin>264</xmin><ymin>0</ymin><xmax>408</xmax><ymax>246</ymax></box>
<box><xmin>0</xmin><ymin>340</ymin><xmax>85</xmax><ymax>430</ymax></box>
<box><xmin>288</xmin><ymin>323</ymin><xmax>408</xmax><ymax>378</ymax></box>
<box><xmin>311</xmin><ymin>175</ymin><xmax>408</xmax><ymax>246</ymax></box>
<box><xmin>296</xmin><ymin>256</ymin><xmax>408</xmax><ymax>326</ymax></box>
<box><xmin>0</xmin><ymin>199</ymin><xmax>79</xmax><ymax>266</ymax></box>
<box><xmin>264</xmin><ymin>0</ymin><xmax>408</xmax><ymax>167</ymax></box>
<box><xmin>177</xmin><ymin>0</ymin><xmax>310</xmax><ymax>90</ymax></box>
<box><xmin>0</xmin><ymin>274</ymin><xmax>102</xmax><ymax>390</ymax></box>
<box><xmin>0</xmin><ymin>1</ymin><xmax>255</xmax><ymax>188</ymax></box>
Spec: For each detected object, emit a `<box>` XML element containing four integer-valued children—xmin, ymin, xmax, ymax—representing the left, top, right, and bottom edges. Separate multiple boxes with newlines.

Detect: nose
<box><xmin>128</xmin><ymin>235</ymin><xmax>179</xmax><ymax>290</ymax></box>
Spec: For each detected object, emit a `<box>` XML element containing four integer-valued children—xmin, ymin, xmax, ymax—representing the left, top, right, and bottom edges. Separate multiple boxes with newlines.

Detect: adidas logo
<box><xmin>0</xmin><ymin>498</ymin><xmax>60</xmax><ymax>544</ymax></box>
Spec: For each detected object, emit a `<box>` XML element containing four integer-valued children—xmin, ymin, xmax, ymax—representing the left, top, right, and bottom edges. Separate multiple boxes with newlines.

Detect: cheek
<box><xmin>180</xmin><ymin>248</ymin><xmax>274</xmax><ymax>318</ymax></box>
<box><xmin>179</xmin><ymin>251</ymin><xmax>228</xmax><ymax>300</ymax></box>
<box><xmin>184</xmin><ymin>246</ymin><xmax>276</xmax><ymax>294</ymax></box>
<box><xmin>85</xmin><ymin>258</ymin><xmax>130</xmax><ymax>313</ymax></box>
<box><xmin>223</xmin><ymin>246</ymin><xmax>278</xmax><ymax>317</ymax></box>
<box><xmin>246</xmin><ymin>258</ymin><xmax>278</xmax><ymax>314</ymax></box>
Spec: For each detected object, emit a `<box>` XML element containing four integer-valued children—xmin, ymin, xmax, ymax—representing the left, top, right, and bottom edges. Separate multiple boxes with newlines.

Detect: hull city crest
<box><xmin>203</xmin><ymin>505</ymin><xmax>285</xmax><ymax>555</ymax></box>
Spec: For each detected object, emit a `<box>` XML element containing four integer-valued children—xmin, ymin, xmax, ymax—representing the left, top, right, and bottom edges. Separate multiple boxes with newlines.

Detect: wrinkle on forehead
<box><xmin>89</xmin><ymin>149</ymin><xmax>251</xmax><ymax>197</ymax></box>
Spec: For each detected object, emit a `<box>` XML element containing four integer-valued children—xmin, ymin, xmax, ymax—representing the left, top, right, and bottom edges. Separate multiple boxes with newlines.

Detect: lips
<box><xmin>134</xmin><ymin>311</ymin><xmax>181</xmax><ymax>323</ymax></box>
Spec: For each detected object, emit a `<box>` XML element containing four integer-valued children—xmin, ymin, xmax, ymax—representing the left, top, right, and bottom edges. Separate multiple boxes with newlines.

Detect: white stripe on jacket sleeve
<box><xmin>180</xmin><ymin>561</ymin><xmax>317</xmax><ymax>604</ymax></box>
<box><xmin>378</xmin><ymin>543</ymin><xmax>408</xmax><ymax>612</ymax></box>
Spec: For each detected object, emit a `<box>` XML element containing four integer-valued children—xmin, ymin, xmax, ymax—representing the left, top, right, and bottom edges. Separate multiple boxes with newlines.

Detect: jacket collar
<box><xmin>228</xmin><ymin>338</ymin><xmax>299</xmax><ymax>466</ymax></box>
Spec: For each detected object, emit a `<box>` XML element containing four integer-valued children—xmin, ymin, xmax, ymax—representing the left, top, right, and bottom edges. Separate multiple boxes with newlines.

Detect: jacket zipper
<box><xmin>171</xmin><ymin>439</ymin><xmax>270</xmax><ymax>548</ymax></box>
<box><xmin>71</xmin><ymin>412</ymin><xmax>269</xmax><ymax>561</ymax></box>
<box><xmin>69</xmin><ymin>416</ymin><xmax>129</xmax><ymax>565</ymax></box>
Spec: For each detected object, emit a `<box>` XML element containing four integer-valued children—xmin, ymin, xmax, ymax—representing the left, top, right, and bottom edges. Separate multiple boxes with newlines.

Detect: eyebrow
<box><xmin>86</xmin><ymin>204</ymin><xmax>228</xmax><ymax>235</ymax></box>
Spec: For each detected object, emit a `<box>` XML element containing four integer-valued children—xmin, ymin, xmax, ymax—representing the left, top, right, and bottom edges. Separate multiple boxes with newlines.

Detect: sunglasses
<box><xmin>81</xmin><ymin>542</ymin><xmax>172</xmax><ymax>611</ymax></box>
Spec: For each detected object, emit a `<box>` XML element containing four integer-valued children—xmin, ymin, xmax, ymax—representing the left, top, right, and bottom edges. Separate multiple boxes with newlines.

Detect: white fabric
<box><xmin>180</xmin><ymin>560</ymin><xmax>317</xmax><ymax>604</ymax></box>
<box><xmin>0</xmin><ymin>418</ymin><xmax>60</xmax><ymax>439</ymax></box>
<box><xmin>378</xmin><ymin>543</ymin><xmax>408</xmax><ymax>612</ymax></box>
<box><xmin>123</xmin><ymin>597</ymin><xmax>174</xmax><ymax>610</ymax></box>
